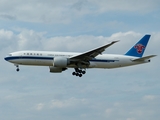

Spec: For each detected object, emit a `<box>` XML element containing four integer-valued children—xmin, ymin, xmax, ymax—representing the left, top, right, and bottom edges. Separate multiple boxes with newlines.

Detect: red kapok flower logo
<box><xmin>134</xmin><ymin>44</ymin><xmax>145</xmax><ymax>54</ymax></box>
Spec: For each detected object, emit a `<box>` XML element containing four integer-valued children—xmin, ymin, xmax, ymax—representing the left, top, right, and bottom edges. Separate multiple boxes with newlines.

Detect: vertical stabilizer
<box><xmin>125</xmin><ymin>35</ymin><xmax>151</xmax><ymax>57</ymax></box>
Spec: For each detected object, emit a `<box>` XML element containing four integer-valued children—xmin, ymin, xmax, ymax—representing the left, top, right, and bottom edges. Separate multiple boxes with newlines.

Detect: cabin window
<box><xmin>37</xmin><ymin>53</ymin><xmax>39</xmax><ymax>55</ymax></box>
<box><xmin>27</xmin><ymin>53</ymin><xmax>29</xmax><ymax>55</ymax></box>
<box><xmin>30</xmin><ymin>53</ymin><xmax>32</xmax><ymax>55</ymax></box>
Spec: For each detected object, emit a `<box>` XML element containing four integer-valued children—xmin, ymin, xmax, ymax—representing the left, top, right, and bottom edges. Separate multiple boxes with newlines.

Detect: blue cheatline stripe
<box><xmin>5</xmin><ymin>56</ymin><xmax>119</xmax><ymax>63</ymax></box>
<box><xmin>4</xmin><ymin>56</ymin><xmax>53</xmax><ymax>61</ymax></box>
<box><xmin>90</xmin><ymin>59</ymin><xmax>119</xmax><ymax>62</ymax></box>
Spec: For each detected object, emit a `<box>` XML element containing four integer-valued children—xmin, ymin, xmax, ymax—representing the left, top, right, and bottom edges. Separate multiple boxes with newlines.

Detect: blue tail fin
<box><xmin>125</xmin><ymin>35</ymin><xmax>151</xmax><ymax>57</ymax></box>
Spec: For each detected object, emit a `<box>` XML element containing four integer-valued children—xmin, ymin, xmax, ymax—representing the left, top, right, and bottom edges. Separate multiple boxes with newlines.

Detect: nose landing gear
<box><xmin>72</xmin><ymin>68</ymin><xmax>86</xmax><ymax>77</ymax></box>
<box><xmin>15</xmin><ymin>65</ymin><xmax>20</xmax><ymax>72</ymax></box>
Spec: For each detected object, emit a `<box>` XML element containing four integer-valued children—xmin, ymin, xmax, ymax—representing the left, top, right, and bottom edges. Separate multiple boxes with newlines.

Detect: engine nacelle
<box><xmin>49</xmin><ymin>66</ymin><xmax>67</xmax><ymax>73</ymax></box>
<box><xmin>53</xmin><ymin>57</ymin><xmax>70</xmax><ymax>67</ymax></box>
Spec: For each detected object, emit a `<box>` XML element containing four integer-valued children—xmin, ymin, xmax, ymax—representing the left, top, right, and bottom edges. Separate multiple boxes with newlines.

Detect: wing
<box><xmin>70</xmin><ymin>41</ymin><xmax>119</xmax><ymax>62</ymax></box>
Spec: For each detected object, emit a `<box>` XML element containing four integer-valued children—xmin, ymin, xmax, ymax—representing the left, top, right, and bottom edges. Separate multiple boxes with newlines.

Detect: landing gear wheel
<box><xmin>79</xmin><ymin>70</ymin><xmax>82</xmax><ymax>73</ymax></box>
<box><xmin>76</xmin><ymin>73</ymin><xmax>79</xmax><ymax>76</ymax></box>
<box><xmin>16</xmin><ymin>68</ymin><xmax>19</xmax><ymax>72</ymax></box>
<box><xmin>79</xmin><ymin>74</ymin><xmax>82</xmax><ymax>77</ymax></box>
<box><xmin>72</xmin><ymin>72</ymin><xmax>76</xmax><ymax>75</ymax></box>
<box><xmin>82</xmin><ymin>71</ymin><xmax>86</xmax><ymax>74</ymax></box>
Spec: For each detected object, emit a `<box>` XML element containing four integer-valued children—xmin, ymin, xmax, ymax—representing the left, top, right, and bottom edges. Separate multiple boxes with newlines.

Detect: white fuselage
<box><xmin>4</xmin><ymin>51</ymin><xmax>149</xmax><ymax>69</ymax></box>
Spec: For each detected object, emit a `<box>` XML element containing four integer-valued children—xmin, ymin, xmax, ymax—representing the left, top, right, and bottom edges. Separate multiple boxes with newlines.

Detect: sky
<box><xmin>0</xmin><ymin>0</ymin><xmax>160</xmax><ymax>120</ymax></box>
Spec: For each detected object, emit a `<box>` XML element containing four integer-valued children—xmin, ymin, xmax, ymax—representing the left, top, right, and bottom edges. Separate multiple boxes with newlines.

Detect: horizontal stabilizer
<box><xmin>132</xmin><ymin>55</ymin><xmax>157</xmax><ymax>62</ymax></box>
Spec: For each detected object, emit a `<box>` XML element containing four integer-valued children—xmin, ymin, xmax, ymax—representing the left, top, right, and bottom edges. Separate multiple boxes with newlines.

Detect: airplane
<box><xmin>4</xmin><ymin>34</ymin><xmax>156</xmax><ymax>77</ymax></box>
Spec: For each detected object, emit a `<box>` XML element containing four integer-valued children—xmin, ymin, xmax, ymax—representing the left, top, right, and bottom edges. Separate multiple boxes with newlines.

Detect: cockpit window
<box><xmin>9</xmin><ymin>54</ymin><xmax>12</xmax><ymax>56</ymax></box>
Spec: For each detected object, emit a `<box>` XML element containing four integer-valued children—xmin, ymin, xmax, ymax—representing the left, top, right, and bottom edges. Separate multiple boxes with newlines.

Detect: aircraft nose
<box><xmin>4</xmin><ymin>56</ymin><xmax>9</xmax><ymax>61</ymax></box>
<box><xmin>4</xmin><ymin>53</ymin><xmax>12</xmax><ymax>61</ymax></box>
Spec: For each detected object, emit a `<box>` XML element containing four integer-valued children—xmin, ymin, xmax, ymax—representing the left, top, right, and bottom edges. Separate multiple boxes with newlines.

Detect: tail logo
<box><xmin>134</xmin><ymin>44</ymin><xmax>145</xmax><ymax>54</ymax></box>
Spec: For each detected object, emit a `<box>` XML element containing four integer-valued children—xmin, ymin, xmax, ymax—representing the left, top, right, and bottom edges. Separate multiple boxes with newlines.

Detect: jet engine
<box><xmin>49</xmin><ymin>66</ymin><xmax>67</xmax><ymax>73</ymax></box>
<box><xmin>53</xmin><ymin>57</ymin><xmax>70</xmax><ymax>67</ymax></box>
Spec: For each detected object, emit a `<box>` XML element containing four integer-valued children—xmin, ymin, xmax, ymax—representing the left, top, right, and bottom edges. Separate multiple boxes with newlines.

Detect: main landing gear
<box><xmin>72</xmin><ymin>68</ymin><xmax>86</xmax><ymax>77</ymax></box>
